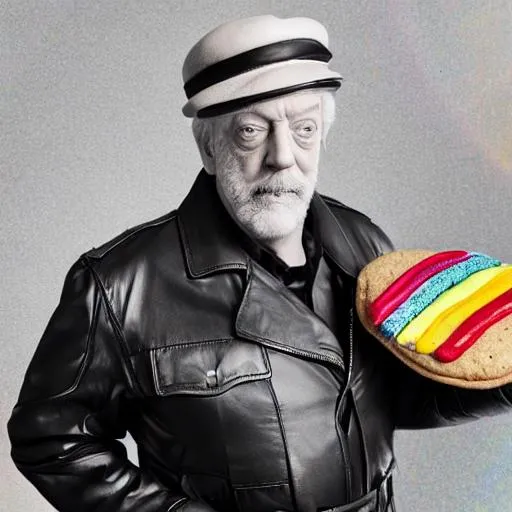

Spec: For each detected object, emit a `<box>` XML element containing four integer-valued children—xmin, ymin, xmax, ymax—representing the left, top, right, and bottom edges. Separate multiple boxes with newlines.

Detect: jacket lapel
<box><xmin>235</xmin><ymin>261</ymin><xmax>345</xmax><ymax>373</ymax></box>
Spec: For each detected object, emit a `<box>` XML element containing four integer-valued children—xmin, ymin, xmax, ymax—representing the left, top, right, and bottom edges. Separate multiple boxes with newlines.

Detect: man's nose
<box><xmin>264</xmin><ymin>124</ymin><xmax>295</xmax><ymax>171</ymax></box>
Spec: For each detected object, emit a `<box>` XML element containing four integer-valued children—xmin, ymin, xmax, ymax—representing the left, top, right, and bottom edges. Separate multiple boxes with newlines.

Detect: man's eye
<box><xmin>238</xmin><ymin>126</ymin><xmax>260</xmax><ymax>139</ymax></box>
<box><xmin>293</xmin><ymin>121</ymin><xmax>317</xmax><ymax>138</ymax></box>
<box><xmin>235</xmin><ymin>125</ymin><xmax>267</xmax><ymax>147</ymax></box>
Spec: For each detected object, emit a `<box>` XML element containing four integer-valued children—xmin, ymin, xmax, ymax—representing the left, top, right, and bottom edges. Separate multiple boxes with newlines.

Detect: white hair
<box><xmin>191</xmin><ymin>91</ymin><xmax>337</xmax><ymax>174</ymax></box>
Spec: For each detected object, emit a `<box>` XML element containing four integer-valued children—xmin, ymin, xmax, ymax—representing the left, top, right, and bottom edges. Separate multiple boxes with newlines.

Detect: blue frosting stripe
<box><xmin>379</xmin><ymin>253</ymin><xmax>501</xmax><ymax>339</ymax></box>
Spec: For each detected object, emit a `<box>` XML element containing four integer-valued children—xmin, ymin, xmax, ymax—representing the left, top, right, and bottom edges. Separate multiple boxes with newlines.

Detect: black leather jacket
<box><xmin>8</xmin><ymin>171</ymin><xmax>512</xmax><ymax>512</ymax></box>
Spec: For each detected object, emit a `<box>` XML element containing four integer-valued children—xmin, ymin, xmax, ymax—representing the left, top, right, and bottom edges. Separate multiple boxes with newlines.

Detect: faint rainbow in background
<box><xmin>389</xmin><ymin>1</ymin><xmax>512</xmax><ymax>171</ymax></box>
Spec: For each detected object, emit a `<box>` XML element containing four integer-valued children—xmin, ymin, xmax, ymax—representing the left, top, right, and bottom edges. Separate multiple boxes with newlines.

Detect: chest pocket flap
<box><xmin>150</xmin><ymin>339</ymin><xmax>271</xmax><ymax>396</ymax></box>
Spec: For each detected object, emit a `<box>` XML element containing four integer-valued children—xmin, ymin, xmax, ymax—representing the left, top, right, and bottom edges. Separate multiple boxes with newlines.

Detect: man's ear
<box><xmin>201</xmin><ymin>135</ymin><xmax>216</xmax><ymax>175</ymax></box>
<box><xmin>192</xmin><ymin>117</ymin><xmax>217</xmax><ymax>175</ymax></box>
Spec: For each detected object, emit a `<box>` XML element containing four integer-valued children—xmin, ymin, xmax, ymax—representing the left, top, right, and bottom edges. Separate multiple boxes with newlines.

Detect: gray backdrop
<box><xmin>2</xmin><ymin>1</ymin><xmax>511</xmax><ymax>511</ymax></box>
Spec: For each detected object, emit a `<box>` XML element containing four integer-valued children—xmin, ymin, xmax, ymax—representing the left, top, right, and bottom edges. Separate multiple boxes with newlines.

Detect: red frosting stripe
<box><xmin>434</xmin><ymin>288</ymin><xmax>512</xmax><ymax>363</ymax></box>
<box><xmin>370</xmin><ymin>250</ymin><xmax>469</xmax><ymax>326</ymax></box>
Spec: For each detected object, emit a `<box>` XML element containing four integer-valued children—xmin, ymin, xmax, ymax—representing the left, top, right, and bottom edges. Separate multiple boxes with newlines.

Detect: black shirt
<box><xmin>236</xmin><ymin>211</ymin><xmax>323</xmax><ymax>308</ymax></box>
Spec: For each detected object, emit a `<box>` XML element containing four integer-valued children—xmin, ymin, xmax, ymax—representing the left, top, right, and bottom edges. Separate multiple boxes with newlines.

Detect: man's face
<box><xmin>210</xmin><ymin>92</ymin><xmax>323</xmax><ymax>244</ymax></box>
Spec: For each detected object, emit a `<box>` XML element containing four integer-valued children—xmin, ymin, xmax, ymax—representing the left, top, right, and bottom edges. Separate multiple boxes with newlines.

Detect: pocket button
<box><xmin>205</xmin><ymin>369</ymin><xmax>218</xmax><ymax>388</ymax></box>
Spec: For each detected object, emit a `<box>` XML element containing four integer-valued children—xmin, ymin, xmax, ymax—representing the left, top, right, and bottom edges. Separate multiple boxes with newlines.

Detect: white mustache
<box><xmin>252</xmin><ymin>178</ymin><xmax>305</xmax><ymax>198</ymax></box>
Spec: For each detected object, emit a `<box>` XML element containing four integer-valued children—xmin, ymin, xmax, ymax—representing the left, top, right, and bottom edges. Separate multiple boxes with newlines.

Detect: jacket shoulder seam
<box><xmin>84</xmin><ymin>211</ymin><xmax>178</xmax><ymax>260</ymax></box>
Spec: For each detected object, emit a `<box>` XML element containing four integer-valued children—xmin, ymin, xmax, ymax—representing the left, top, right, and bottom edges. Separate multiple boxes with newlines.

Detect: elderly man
<box><xmin>8</xmin><ymin>15</ymin><xmax>512</xmax><ymax>512</ymax></box>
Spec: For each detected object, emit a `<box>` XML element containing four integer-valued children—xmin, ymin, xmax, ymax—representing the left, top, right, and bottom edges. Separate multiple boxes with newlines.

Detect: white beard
<box><xmin>215</xmin><ymin>151</ymin><xmax>317</xmax><ymax>243</ymax></box>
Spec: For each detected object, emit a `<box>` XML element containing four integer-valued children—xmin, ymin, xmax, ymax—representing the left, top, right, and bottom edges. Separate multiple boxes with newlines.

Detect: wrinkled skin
<box><xmin>205</xmin><ymin>93</ymin><xmax>324</xmax><ymax>262</ymax></box>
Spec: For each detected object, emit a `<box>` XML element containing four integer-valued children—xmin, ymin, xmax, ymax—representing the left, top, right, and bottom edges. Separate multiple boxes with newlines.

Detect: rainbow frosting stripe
<box><xmin>370</xmin><ymin>251</ymin><xmax>512</xmax><ymax>362</ymax></box>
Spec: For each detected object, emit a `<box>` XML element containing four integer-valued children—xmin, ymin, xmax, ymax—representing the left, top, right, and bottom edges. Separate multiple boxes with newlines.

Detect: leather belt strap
<box><xmin>321</xmin><ymin>460</ymin><xmax>396</xmax><ymax>512</ymax></box>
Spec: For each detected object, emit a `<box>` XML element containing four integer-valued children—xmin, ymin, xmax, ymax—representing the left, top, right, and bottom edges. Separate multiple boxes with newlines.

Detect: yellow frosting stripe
<box><xmin>415</xmin><ymin>266</ymin><xmax>512</xmax><ymax>354</ymax></box>
<box><xmin>396</xmin><ymin>266</ymin><xmax>507</xmax><ymax>345</ymax></box>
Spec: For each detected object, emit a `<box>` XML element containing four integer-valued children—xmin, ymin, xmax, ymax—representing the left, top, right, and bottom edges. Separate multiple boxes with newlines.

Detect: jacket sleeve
<box><xmin>7</xmin><ymin>258</ymin><xmax>211</xmax><ymax>512</ymax></box>
<box><xmin>392</xmin><ymin>359</ymin><xmax>512</xmax><ymax>429</ymax></box>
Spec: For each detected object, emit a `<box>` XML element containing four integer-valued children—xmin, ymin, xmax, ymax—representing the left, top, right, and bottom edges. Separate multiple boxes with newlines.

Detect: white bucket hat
<box><xmin>182</xmin><ymin>15</ymin><xmax>342</xmax><ymax>118</ymax></box>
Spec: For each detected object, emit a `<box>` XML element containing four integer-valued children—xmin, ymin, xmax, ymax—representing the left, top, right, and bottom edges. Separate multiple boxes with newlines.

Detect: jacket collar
<box><xmin>177</xmin><ymin>170</ymin><xmax>248</xmax><ymax>278</ymax></box>
<box><xmin>177</xmin><ymin>169</ymin><xmax>361</xmax><ymax>278</ymax></box>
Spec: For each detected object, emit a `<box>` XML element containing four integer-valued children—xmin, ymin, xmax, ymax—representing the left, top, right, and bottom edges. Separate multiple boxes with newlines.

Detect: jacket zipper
<box><xmin>238</xmin><ymin>298</ymin><xmax>354</xmax><ymax>500</ymax></box>
<box><xmin>239</xmin><ymin>332</ymin><xmax>345</xmax><ymax>372</ymax></box>
<box><xmin>260</xmin><ymin>320</ymin><xmax>355</xmax><ymax>502</ymax></box>
<box><xmin>335</xmin><ymin>307</ymin><xmax>354</xmax><ymax>503</ymax></box>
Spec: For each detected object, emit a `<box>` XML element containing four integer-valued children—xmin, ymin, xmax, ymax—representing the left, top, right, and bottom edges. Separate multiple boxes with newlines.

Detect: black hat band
<box><xmin>196</xmin><ymin>78</ymin><xmax>342</xmax><ymax>118</ymax></box>
<box><xmin>184</xmin><ymin>38</ymin><xmax>333</xmax><ymax>99</ymax></box>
